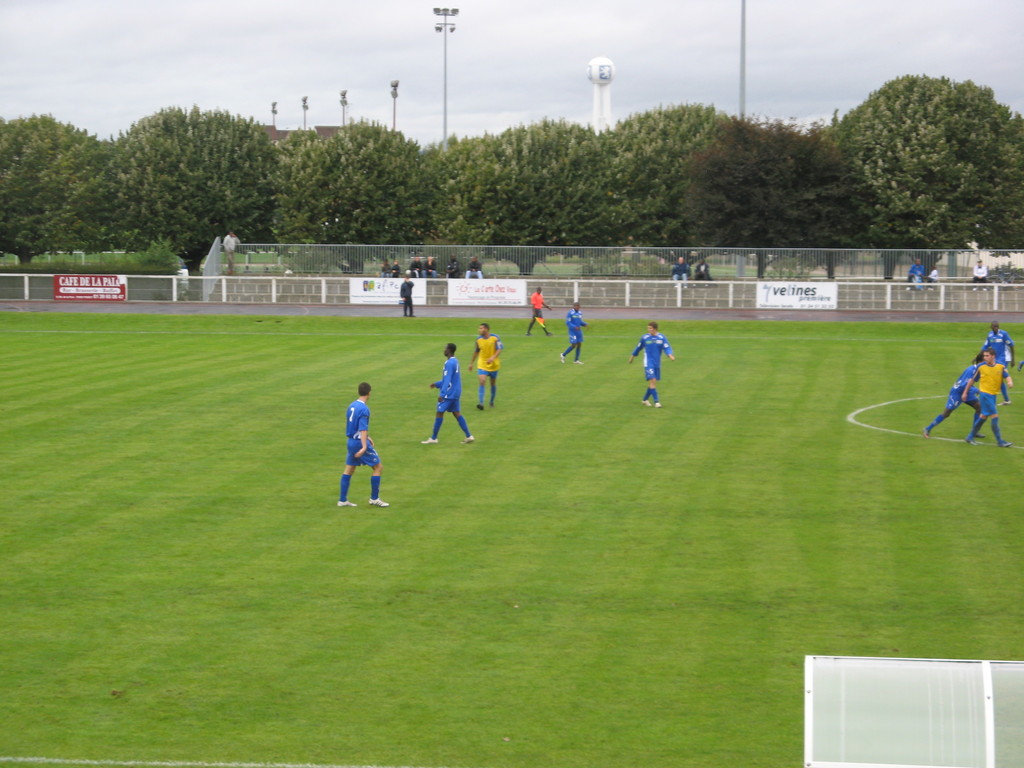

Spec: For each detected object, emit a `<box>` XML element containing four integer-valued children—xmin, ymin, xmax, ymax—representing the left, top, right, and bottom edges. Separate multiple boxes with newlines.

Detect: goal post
<box><xmin>805</xmin><ymin>656</ymin><xmax>1024</xmax><ymax>768</ymax></box>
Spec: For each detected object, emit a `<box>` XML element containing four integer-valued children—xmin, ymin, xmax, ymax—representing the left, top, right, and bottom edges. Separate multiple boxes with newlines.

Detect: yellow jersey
<box><xmin>475</xmin><ymin>334</ymin><xmax>502</xmax><ymax>372</ymax></box>
<box><xmin>976</xmin><ymin>362</ymin><xmax>1007</xmax><ymax>395</ymax></box>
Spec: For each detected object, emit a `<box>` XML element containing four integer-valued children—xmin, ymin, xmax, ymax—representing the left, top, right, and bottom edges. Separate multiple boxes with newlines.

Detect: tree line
<box><xmin>2</xmin><ymin>74</ymin><xmax>1022</xmax><ymax>267</ymax></box>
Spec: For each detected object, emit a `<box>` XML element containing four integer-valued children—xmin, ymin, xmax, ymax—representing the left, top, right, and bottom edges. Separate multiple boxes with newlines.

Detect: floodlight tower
<box><xmin>434</xmin><ymin>7</ymin><xmax>458</xmax><ymax>150</ymax></box>
<box><xmin>587</xmin><ymin>56</ymin><xmax>615</xmax><ymax>133</ymax></box>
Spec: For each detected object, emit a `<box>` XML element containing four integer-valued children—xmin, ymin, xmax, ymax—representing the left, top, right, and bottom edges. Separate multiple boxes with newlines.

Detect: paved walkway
<box><xmin>3</xmin><ymin>299</ymin><xmax>1023</xmax><ymax>324</ymax></box>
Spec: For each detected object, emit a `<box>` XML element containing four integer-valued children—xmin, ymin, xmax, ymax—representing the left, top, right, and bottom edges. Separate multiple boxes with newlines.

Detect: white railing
<box><xmin>3</xmin><ymin>274</ymin><xmax>1024</xmax><ymax>312</ymax></box>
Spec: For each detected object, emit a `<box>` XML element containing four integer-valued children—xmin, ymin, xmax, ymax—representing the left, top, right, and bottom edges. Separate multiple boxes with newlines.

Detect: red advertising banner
<box><xmin>53</xmin><ymin>274</ymin><xmax>127</xmax><ymax>301</ymax></box>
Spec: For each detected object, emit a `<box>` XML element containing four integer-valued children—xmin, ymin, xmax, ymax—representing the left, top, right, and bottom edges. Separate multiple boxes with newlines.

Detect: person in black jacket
<box><xmin>400</xmin><ymin>276</ymin><xmax>415</xmax><ymax>317</ymax></box>
<box><xmin>446</xmin><ymin>257</ymin><xmax>460</xmax><ymax>279</ymax></box>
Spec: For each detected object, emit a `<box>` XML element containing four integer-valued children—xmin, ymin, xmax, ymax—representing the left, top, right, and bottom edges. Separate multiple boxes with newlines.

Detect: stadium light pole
<box><xmin>434</xmin><ymin>7</ymin><xmax>458</xmax><ymax>150</ymax></box>
<box><xmin>340</xmin><ymin>90</ymin><xmax>348</xmax><ymax>127</ymax></box>
<box><xmin>271</xmin><ymin>101</ymin><xmax>278</xmax><ymax>141</ymax></box>
<box><xmin>391</xmin><ymin>80</ymin><xmax>400</xmax><ymax>130</ymax></box>
<box><xmin>739</xmin><ymin>0</ymin><xmax>746</xmax><ymax>119</ymax></box>
<box><xmin>302</xmin><ymin>96</ymin><xmax>309</xmax><ymax>130</ymax></box>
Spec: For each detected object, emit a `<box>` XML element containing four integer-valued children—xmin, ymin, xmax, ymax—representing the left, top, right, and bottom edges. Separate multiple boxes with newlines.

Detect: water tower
<box><xmin>587</xmin><ymin>56</ymin><xmax>615</xmax><ymax>133</ymax></box>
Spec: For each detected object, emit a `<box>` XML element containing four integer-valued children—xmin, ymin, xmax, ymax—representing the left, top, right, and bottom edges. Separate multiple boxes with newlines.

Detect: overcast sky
<box><xmin>2</xmin><ymin>0</ymin><xmax>1022</xmax><ymax>147</ymax></box>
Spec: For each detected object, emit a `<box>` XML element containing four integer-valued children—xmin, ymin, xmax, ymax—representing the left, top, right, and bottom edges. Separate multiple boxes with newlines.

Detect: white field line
<box><xmin>847</xmin><ymin>395</ymin><xmax>1020</xmax><ymax>447</ymax></box>
<box><xmin>0</xmin><ymin>757</ymin><xmax>475</xmax><ymax>768</ymax></box>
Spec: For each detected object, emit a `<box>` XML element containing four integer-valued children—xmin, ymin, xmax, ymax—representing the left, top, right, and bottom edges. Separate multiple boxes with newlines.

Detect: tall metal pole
<box><xmin>391</xmin><ymin>81</ymin><xmax>400</xmax><ymax>130</ymax></box>
<box><xmin>434</xmin><ymin>8</ymin><xmax>458</xmax><ymax>151</ymax></box>
<box><xmin>739</xmin><ymin>0</ymin><xmax>746</xmax><ymax>119</ymax></box>
<box><xmin>442</xmin><ymin>20</ymin><xmax>448</xmax><ymax>147</ymax></box>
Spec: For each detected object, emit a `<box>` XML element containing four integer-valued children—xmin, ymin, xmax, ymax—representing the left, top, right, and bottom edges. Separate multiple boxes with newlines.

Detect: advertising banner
<box><xmin>349</xmin><ymin>277</ymin><xmax>426</xmax><ymax>305</ymax></box>
<box><xmin>53</xmin><ymin>274</ymin><xmax>127</xmax><ymax>301</ymax></box>
<box><xmin>756</xmin><ymin>281</ymin><xmax>838</xmax><ymax>310</ymax></box>
<box><xmin>447</xmin><ymin>279</ymin><xmax>527</xmax><ymax>306</ymax></box>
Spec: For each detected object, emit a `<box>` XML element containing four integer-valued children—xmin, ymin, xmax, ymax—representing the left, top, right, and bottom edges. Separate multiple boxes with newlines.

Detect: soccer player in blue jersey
<box><xmin>469</xmin><ymin>323</ymin><xmax>503</xmax><ymax>409</ymax></box>
<box><xmin>339</xmin><ymin>382</ymin><xmax>389</xmax><ymax>508</ymax></box>
<box><xmin>923</xmin><ymin>355</ymin><xmax>986</xmax><ymax>438</ymax></box>
<box><xmin>628</xmin><ymin>322</ymin><xmax>675</xmax><ymax>407</ymax></box>
<box><xmin>561</xmin><ymin>302</ymin><xmax>588</xmax><ymax>364</ymax></box>
<box><xmin>421</xmin><ymin>342</ymin><xmax>475</xmax><ymax>444</ymax></box>
<box><xmin>964</xmin><ymin>349</ymin><xmax>1014</xmax><ymax>446</ymax></box>
<box><xmin>981</xmin><ymin>321</ymin><xmax>1014</xmax><ymax>404</ymax></box>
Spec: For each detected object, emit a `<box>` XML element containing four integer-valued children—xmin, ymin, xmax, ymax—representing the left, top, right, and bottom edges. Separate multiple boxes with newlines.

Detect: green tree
<box><xmin>833</xmin><ymin>75</ymin><xmax>1024</xmax><ymax>248</ymax></box>
<box><xmin>603</xmin><ymin>104</ymin><xmax>721</xmax><ymax>246</ymax></box>
<box><xmin>274</xmin><ymin>122</ymin><xmax>430</xmax><ymax>244</ymax></box>
<box><xmin>110</xmin><ymin>107</ymin><xmax>277</xmax><ymax>263</ymax></box>
<box><xmin>686</xmin><ymin>117</ymin><xmax>855</xmax><ymax>248</ymax></box>
<box><xmin>0</xmin><ymin>115</ymin><xmax>111</xmax><ymax>263</ymax></box>
<box><xmin>429</xmin><ymin>120</ymin><xmax>608</xmax><ymax>247</ymax></box>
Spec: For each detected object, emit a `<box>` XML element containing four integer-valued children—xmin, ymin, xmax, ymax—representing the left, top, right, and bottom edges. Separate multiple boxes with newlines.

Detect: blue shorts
<box><xmin>568</xmin><ymin>330</ymin><xmax>583</xmax><ymax>344</ymax></box>
<box><xmin>979</xmin><ymin>392</ymin><xmax>998</xmax><ymax>417</ymax></box>
<box><xmin>477</xmin><ymin>369</ymin><xmax>499</xmax><ymax>380</ymax></box>
<box><xmin>436</xmin><ymin>397</ymin><xmax>462</xmax><ymax>414</ymax></box>
<box><xmin>346</xmin><ymin>438</ymin><xmax>381</xmax><ymax>467</ymax></box>
<box><xmin>644</xmin><ymin>366</ymin><xmax>661</xmax><ymax>381</ymax></box>
<box><xmin>947</xmin><ymin>386</ymin><xmax>979</xmax><ymax>411</ymax></box>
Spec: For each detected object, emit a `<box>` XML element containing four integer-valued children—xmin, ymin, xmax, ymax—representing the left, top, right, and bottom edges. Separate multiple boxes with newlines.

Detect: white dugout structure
<box><xmin>805</xmin><ymin>656</ymin><xmax>1024</xmax><ymax>768</ymax></box>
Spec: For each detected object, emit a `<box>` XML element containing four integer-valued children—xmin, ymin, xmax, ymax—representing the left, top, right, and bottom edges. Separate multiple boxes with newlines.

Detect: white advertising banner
<box><xmin>53</xmin><ymin>274</ymin><xmax>126</xmax><ymax>301</ymax></box>
<box><xmin>348</xmin><ymin>277</ymin><xmax>426</xmax><ymax>305</ymax></box>
<box><xmin>447</xmin><ymin>279</ymin><xmax>528</xmax><ymax>306</ymax></box>
<box><xmin>756</xmin><ymin>281</ymin><xmax>838</xmax><ymax>310</ymax></box>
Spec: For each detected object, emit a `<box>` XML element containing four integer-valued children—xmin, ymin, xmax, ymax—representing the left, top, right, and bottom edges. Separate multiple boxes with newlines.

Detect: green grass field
<box><xmin>2</xmin><ymin>312</ymin><xmax>1022</xmax><ymax>768</ymax></box>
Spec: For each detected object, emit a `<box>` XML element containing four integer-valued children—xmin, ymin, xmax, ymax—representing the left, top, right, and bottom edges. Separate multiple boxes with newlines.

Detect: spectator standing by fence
<box><xmin>400</xmin><ymin>276</ymin><xmax>415</xmax><ymax>317</ymax></box>
<box><xmin>223</xmin><ymin>231</ymin><xmax>240</xmax><ymax>275</ymax></box>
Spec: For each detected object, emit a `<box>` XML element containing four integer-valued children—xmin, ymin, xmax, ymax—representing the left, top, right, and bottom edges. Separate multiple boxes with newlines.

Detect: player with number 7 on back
<box><xmin>338</xmin><ymin>382</ymin><xmax>389</xmax><ymax>508</ymax></box>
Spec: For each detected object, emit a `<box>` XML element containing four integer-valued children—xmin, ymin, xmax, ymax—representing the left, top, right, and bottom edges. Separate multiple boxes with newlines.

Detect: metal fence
<box><xmin>6</xmin><ymin>273</ymin><xmax>1024</xmax><ymax>312</ymax></box>
<box><xmin>226</xmin><ymin>243</ymin><xmax>1024</xmax><ymax>281</ymax></box>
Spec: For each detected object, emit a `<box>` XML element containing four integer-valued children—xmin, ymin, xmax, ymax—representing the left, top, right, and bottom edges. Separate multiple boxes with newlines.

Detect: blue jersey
<box><xmin>982</xmin><ymin>330</ymin><xmax>1014</xmax><ymax>364</ymax></box>
<box><xmin>951</xmin><ymin>364</ymin><xmax>980</xmax><ymax>397</ymax></box>
<box><xmin>434</xmin><ymin>356</ymin><xmax>462</xmax><ymax>399</ymax></box>
<box><xmin>632</xmin><ymin>332</ymin><xmax>673</xmax><ymax>368</ymax></box>
<box><xmin>566</xmin><ymin>308</ymin><xmax>587</xmax><ymax>330</ymax></box>
<box><xmin>346</xmin><ymin>398</ymin><xmax>370</xmax><ymax>439</ymax></box>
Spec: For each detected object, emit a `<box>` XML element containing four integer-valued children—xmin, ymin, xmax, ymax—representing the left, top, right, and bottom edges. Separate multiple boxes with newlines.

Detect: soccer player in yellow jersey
<box><xmin>469</xmin><ymin>323</ymin><xmax>503</xmax><ymax>410</ymax></box>
<box><xmin>963</xmin><ymin>349</ymin><xmax>1014</xmax><ymax>446</ymax></box>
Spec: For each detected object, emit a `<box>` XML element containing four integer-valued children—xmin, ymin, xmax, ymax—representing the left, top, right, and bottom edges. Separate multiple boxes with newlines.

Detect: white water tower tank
<box><xmin>587</xmin><ymin>56</ymin><xmax>615</xmax><ymax>133</ymax></box>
